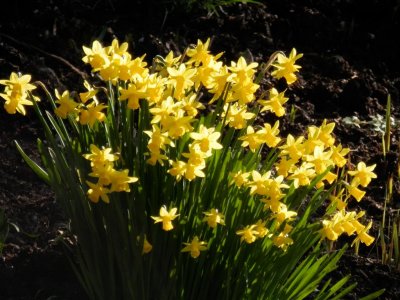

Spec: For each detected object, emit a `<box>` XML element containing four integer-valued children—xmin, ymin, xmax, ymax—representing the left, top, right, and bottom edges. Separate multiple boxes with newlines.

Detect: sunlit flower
<box><xmin>287</xmin><ymin>162</ymin><xmax>316</xmax><ymax>188</ymax></box>
<box><xmin>347</xmin><ymin>182</ymin><xmax>366</xmax><ymax>202</ymax></box>
<box><xmin>257</xmin><ymin>121</ymin><xmax>281</xmax><ymax>148</ymax></box>
<box><xmin>347</xmin><ymin>162</ymin><xmax>377</xmax><ymax>187</ymax></box>
<box><xmin>207</xmin><ymin>65</ymin><xmax>235</xmax><ymax>102</ymax></box>
<box><xmin>186</xmin><ymin>38</ymin><xmax>214</xmax><ymax>66</ymax></box>
<box><xmin>179</xmin><ymin>93</ymin><xmax>205</xmax><ymax>117</ymax></box>
<box><xmin>83</xmin><ymin>144</ymin><xmax>118</xmax><ymax>167</ymax></box>
<box><xmin>253</xmin><ymin>220</ymin><xmax>270</xmax><ymax>238</ymax></box>
<box><xmin>271</xmin><ymin>48</ymin><xmax>303</xmax><ymax>84</ymax></box>
<box><xmin>184</xmin><ymin>162</ymin><xmax>206</xmax><ymax>181</ymax></box>
<box><xmin>79</xmin><ymin>102</ymin><xmax>107</xmax><ymax>127</ymax></box>
<box><xmin>280</xmin><ymin>136</ymin><xmax>304</xmax><ymax>164</ymax></box>
<box><xmin>167</xmin><ymin>63</ymin><xmax>196</xmax><ymax>99</ymax></box>
<box><xmin>109</xmin><ymin>169</ymin><xmax>138</xmax><ymax>192</ymax></box>
<box><xmin>223</xmin><ymin>103</ymin><xmax>255</xmax><ymax>129</ymax></box>
<box><xmin>236</xmin><ymin>225</ymin><xmax>259</xmax><ymax>244</ymax></box>
<box><xmin>54</xmin><ymin>89</ymin><xmax>79</xmax><ymax>118</ymax></box>
<box><xmin>239</xmin><ymin>125</ymin><xmax>263</xmax><ymax>152</ymax></box>
<box><xmin>119</xmin><ymin>82</ymin><xmax>146</xmax><ymax>110</ymax></box>
<box><xmin>331</xmin><ymin>144</ymin><xmax>350</xmax><ymax>168</ymax></box>
<box><xmin>82</xmin><ymin>40</ymin><xmax>108</xmax><ymax>70</ymax></box>
<box><xmin>151</xmin><ymin>206</ymin><xmax>179</xmax><ymax>231</ymax></box>
<box><xmin>317</xmin><ymin>120</ymin><xmax>336</xmax><ymax>147</ymax></box>
<box><xmin>182</xmin><ymin>144</ymin><xmax>207</xmax><ymax>166</ymax></box>
<box><xmin>86</xmin><ymin>181</ymin><xmax>110</xmax><ymax>203</ymax></box>
<box><xmin>229</xmin><ymin>56</ymin><xmax>258</xmax><ymax>83</ymax></box>
<box><xmin>248</xmin><ymin>170</ymin><xmax>272</xmax><ymax>196</ymax></box>
<box><xmin>231</xmin><ymin>79</ymin><xmax>259</xmax><ymax>105</ymax></box>
<box><xmin>230</xmin><ymin>170</ymin><xmax>250</xmax><ymax>187</ymax></box>
<box><xmin>276</xmin><ymin>157</ymin><xmax>298</xmax><ymax>177</ymax></box>
<box><xmin>79</xmin><ymin>80</ymin><xmax>98</xmax><ymax>104</ymax></box>
<box><xmin>258</xmin><ymin>88</ymin><xmax>289</xmax><ymax>117</ymax></box>
<box><xmin>272</xmin><ymin>224</ymin><xmax>293</xmax><ymax>250</ymax></box>
<box><xmin>305</xmin><ymin>145</ymin><xmax>333</xmax><ymax>174</ymax></box>
<box><xmin>352</xmin><ymin>221</ymin><xmax>375</xmax><ymax>247</ymax></box>
<box><xmin>0</xmin><ymin>72</ymin><xmax>37</xmax><ymax>115</ymax></box>
<box><xmin>190</xmin><ymin>125</ymin><xmax>223</xmax><ymax>155</ymax></box>
<box><xmin>168</xmin><ymin>160</ymin><xmax>187</xmax><ymax>181</ymax></box>
<box><xmin>272</xmin><ymin>203</ymin><xmax>297</xmax><ymax>224</ymax></box>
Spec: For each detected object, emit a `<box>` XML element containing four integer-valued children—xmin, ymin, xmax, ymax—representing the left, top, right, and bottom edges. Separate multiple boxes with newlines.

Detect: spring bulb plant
<box><xmin>1</xmin><ymin>38</ymin><xmax>380</xmax><ymax>299</ymax></box>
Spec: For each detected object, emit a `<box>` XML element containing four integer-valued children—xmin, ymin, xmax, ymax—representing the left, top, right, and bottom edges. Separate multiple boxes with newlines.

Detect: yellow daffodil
<box><xmin>272</xmin><ymin>224</ymin><xmax>293</xmax><ymax>250</ymax></box>
<box><xmin>288</xmin><ymin>162</ymin><xmax>316</xmax><ymax>188</ymax></box>
<box><xmin>179</xmin><ymin>93</ymin><xmax>205</xmax><ymax>117</ymax></box>
<box><xmin>151</xmin><ymin>206</ymin><xmax>179</xmax><ymax>231</ymax></box>
<box><xmin>272</xmin><ymin>203</ymin><xmax>297</xmax><ymax>224</ymax></box>
<box><xmin>54</xmin><ymin>89</ymin><xmax>79</xmax><ymax>118</ymax></box>
<box><xmin>82</xmin><ymin>40</ymin><xmax>108</xmax><ymax>70</ymax></box>
<box><xmin>190</xmin><ymin>125</ymin><xmax>223</xmax><ymax>155</ymax></box>
<box><xmin>86</xmin><ymin>181</ymin><xmax>110</xmax><ymax>203</ymax></box>
<box><xmin>109</xmin><ymin>169</ymin><xmax>138</xmax><ymax>192</ymax></box>
<box><xmin>186</xmin><ymin>38</ymin><xmax>213</xmax><ymax>66</ymax></box>
<box><xmin>305</xmin><ymin>145</ymin><xmax>334</xmax><ymax>174</ymax></box>
<box><xmin>207</xmin><ymin>65</ymin><xmax>235</xmax><ymax>102</ymax></box>
<box><xmin>239</xmin><ymin>125</ymin><xmax>263</xmax><ymax>152</ymax></box>
<box><xmin>258</xmin><ymin>88</ymin><xmax>289</xmax><ymax>117</ymax></box>
<box><xmin>248</xmin><ymin>170</ymin><xmax>272</xmax><ymax>196</ymax></box>
<box><xmin>167</xmin><ymin>63</ymin><xmax>196</xmax><ymax>99</ymax></box>
<box><xmin>83</xmin><ymin>144</ymin><xmax>118</xmax><ymax>167</ymax></box>
<box><xmin>230</xmin><ymin>170</ymin><xmax>250</xmax><ymax>187</ymax></box>
<box><xmin>331</xmin><ymin>144</ymin><xmax>350</xmax><ymax>168</ymax></box>
<box><xmin>184</xmin><ymin>162</ymin><xmax>206</xmax><ymax>181</ymax></box>
<box><xmin>203</xmin><ymin>208</ymin><xmax>225</xmax><ymax>228</ymax></box>
<box><xmin>276</xmin><ymin>157</ymin><xmax>298</xmax><ymax>177</ymax></box>
<box><xmin>271</xmin><ymin>48</ymin><xmax>303</xmax><ymax>84</ymax></box>
<box><xmin>229</xmin><ymin>56</ymin><xmax>258</xmax><ymax>83</ymax></box>
<box><xmin>257</xmin><ymin>121</ymin><xmax>281</xmax><ymax>148</ymax></box>
<box><xmin>79</xmin><ymin>80</ymin><xmax>98</xmax><ymax>103</ymax></box>
<box><xmin>231</xmin><ymin>79</ymin><xmax>259</xmax><ymax>105</ymax></box>
<box><xmin>0</xmin><ymin>72</ymin><xmax>37</xmax><ymax>115</ymax></box>
<box><xmin>181</xmin><ymin>236</ymin><xmax>207</xmax><ymax>258</ymax></box>
<box><xmin>119</xmin><ymin>82</ymin><xmax>146</xmax><ymax>110</ymax></box>
<box><xmin>142</xmin><ymin>235</ymin><xmax>153</xmax><ymax>254</ymax></box>
<box><xmin>352</xmin><ymin>221</ymin><xmax>375</xmax><ymax>247</ymax></box>
<box><xmin>223</xmin><ymin>103</ymin><xmax>255</xmax><ymax>129</ymax></box>
<box><xmin>79</xmin><ymin>102</ymin><xmax>107</xmax><ymax>127</ymax></box>
<box><xmin>317</xmin><ymin>120</ymin><xmax>336</xmax><ymax>147</ymax></box>
<box><xmin>182</xmin><ymin>144</ymin><xmax>207</xmax><ymax>166</ymax></box>
<box><xmin>279</xmin><ymin>134</ymin><xmax>304</xmax><ymax>161</ymax></box>
<box><xmin>236</xmin><ymin>225</ymin><xmax>259</xmax><ymax>244</ymax></box>
<box><xmin>253</xmin><ymin>220</ymin><xmax>270</xmax><ymax>238</ymax></box>
<box><xmin>346</xmin><ymin>179</ymin><xmax>366</xmax><ymax>202</ymax></box>
<box><xmin>347</xmin><ymin>162</ymin><xmax>377</xmax><ymax>187</ymax></box>
<box><xmin>168</xmin><ymin>159</ymin><xmax>187</xmax><ymax>181</ymax></box>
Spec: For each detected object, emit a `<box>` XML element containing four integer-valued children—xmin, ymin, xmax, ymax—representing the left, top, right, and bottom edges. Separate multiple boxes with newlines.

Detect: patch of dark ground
<box><xmin>1</xmin><ymin>0</ymin><xmax>400</xmax><ymax>298</ymax></box>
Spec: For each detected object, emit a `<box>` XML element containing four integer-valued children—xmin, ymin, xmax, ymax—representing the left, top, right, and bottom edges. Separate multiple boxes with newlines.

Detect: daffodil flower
<box><xmin>151</xmin><ymin>206</ymin><xmax>179</xmax><ymax>231</ymax></box>
<box><xmin>181</xmin><ymin>236</ymin><xmax>207</xmax><ymax>258</ymax></box>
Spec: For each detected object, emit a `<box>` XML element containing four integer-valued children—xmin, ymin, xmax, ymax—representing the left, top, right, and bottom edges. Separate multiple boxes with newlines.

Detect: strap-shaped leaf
<box><xmin>14</xmin><ymin>140</ymin><xmax>50</xmax><ymax>185</ymax></box>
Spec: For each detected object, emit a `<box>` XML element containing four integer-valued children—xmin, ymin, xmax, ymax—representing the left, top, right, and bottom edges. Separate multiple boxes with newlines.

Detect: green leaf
<box><xmin>359</xmin><ymin>289</ymin><xmax>386</xmax><ymax>300</ymax></box>
<box><xmin>14</xmin><ymin>140</ymin><xmax>50</xmax><ymax>185</ymax></box>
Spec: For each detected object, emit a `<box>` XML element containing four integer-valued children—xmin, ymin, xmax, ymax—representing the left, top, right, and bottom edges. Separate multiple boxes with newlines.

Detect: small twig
<box><xmin>0</xmin><ymin>32</ymin><xmax>88</xmax><ymax>80</ymax></box>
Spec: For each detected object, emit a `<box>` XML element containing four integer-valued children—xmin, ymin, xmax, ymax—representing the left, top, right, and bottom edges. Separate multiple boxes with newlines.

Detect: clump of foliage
<box><xmin>0</xmin><ymin>38</ymin><xmax>382</xmax><ymax>299</ymax></box>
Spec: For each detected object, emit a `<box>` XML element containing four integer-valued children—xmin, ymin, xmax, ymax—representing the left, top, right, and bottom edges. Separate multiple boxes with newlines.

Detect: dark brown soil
<box><xmin>1</xmin><ymin>0</ymin><xmax>400</xmax><ymax>299</ymax></box>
